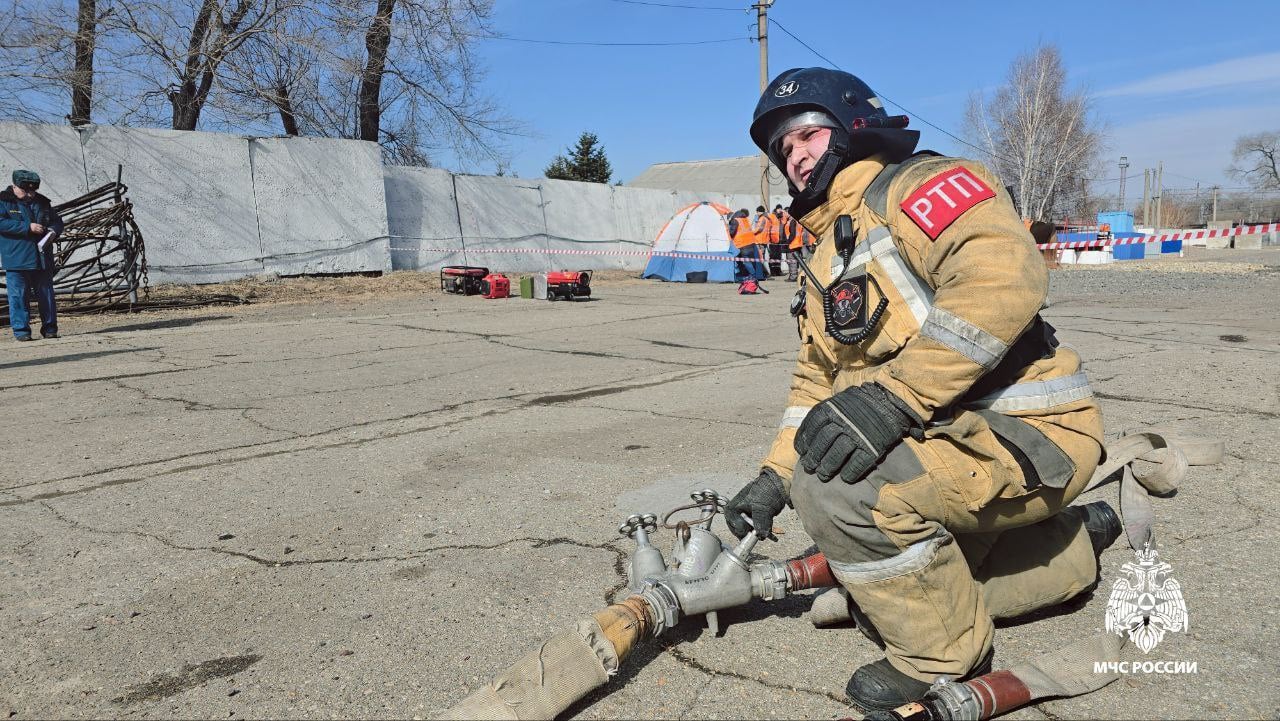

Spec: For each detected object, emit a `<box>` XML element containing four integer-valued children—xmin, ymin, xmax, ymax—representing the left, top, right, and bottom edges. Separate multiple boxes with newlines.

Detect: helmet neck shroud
<box><xmin>787</xmin><ymin>127</ymin><xmax>920</xmax><ymax>219</ymax></box>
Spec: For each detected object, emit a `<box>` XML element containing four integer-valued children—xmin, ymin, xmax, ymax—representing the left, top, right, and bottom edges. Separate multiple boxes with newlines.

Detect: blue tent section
<box><xmin>643</xmin><ymin>251</ymin><xmax>739</xmax><ymax>282</ymax></box>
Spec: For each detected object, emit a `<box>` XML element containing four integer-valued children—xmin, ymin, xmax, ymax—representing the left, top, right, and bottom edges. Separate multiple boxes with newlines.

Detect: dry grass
<box><xmin>141</xmin><ymin>269</ymin><xmax>648</xmax><ymax>306</ymax></box>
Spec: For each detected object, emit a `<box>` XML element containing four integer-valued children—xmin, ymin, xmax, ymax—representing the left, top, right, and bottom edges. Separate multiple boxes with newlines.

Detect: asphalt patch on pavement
<box><xmin>113</xmin><ymin>654</ymin><xmax>262</xmax><ymax>704</ymax></box>
<box><xmin>1218</xmin><ymin>334</ymin><xmax>1247</xmax><ymax>342</ymax></box>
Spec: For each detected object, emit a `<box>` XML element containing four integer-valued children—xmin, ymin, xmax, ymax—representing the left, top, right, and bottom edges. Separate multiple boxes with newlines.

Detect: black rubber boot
<box><xmin>846</xmin><ymin>649</ymin><xmax>994</xmax><ymax>711</ymax></box>
<box><xmin>1074</xmin><ymin>500</ymin><xmax>1122</xmax><ymax>557</ymax></box>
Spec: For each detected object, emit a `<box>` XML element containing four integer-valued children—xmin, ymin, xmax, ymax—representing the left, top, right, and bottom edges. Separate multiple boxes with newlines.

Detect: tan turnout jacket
<box><xmin>763</xmin><ymin>153</ymin><xmax>1103</xmax><ymax>507</ymax></box>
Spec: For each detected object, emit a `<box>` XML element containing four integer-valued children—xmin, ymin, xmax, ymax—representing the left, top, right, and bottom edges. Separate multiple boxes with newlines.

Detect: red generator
<box><xmin>480</xmin><ymin>273</ymin><xmax>510</xmax><ymax>299</ymax></box>
<box><xmin>545</xmin><ymin>270</ymin><xmax>591</xmax><ymax>301</ymax></box>
<box><xmin>440</xmin><ymin>265</ymin><xmax>489</xmax><ymax>295</ymax></box>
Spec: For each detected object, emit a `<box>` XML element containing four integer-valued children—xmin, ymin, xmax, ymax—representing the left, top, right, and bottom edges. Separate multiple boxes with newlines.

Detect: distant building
<box><xmin>628</xmin><ymin>154</ymin><xmax>791</xmax><ymax>207</ymax></box>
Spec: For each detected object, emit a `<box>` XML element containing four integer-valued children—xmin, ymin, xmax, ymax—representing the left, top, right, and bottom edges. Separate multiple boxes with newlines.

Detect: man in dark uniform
<box><xmin>1</xmin><ymin>170</ymin><xmax>64</xmax><ymax>341</ymax></box>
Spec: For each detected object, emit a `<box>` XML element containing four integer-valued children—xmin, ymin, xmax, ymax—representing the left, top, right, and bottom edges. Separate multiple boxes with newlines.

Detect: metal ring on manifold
<box><xmin>659</xmin><ymin>489</ymin><xmax>724</xmax><ymax>530</ymax></box>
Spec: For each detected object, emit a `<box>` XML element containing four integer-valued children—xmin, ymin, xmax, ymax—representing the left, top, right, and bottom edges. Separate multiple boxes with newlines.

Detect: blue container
<box><xmin>1161</xmin><ymin>240</ymin><xmax>1182</xmax><ymax>254</ymax></box>
<box><xmin>1112</xmin><ymin>243</ymin><xmax>1145</xmax><ymax>261</ymax></box>
<box><xmin>1097</xmin><ymin>211</ymin><xmax>1135</xmax><ymax>234</ymax></box>
<box><xmin>1057</xmin><ymin>232</ymin><xmax>1098</xmax><ymax>245</ymax></box>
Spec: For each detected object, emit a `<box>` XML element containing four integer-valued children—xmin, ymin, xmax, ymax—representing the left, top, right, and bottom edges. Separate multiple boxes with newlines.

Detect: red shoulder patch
<box><xmin>899</xmin><ymin>167</ymin><xmax>995</xmax><ymax>240</ymax></box>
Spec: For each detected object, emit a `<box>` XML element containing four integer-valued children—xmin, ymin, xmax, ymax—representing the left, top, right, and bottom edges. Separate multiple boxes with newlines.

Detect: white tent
<box><xmin>642</xmin><ymin>201</ymin><xmax>749</xmax><ymax>282</ymax></box>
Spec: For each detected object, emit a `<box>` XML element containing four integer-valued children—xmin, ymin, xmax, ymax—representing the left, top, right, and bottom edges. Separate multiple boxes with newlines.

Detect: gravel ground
<box><xmin>1</xmin><ymin>248</ymin><xmax>1276</xmax><ymax>720</ymax></box>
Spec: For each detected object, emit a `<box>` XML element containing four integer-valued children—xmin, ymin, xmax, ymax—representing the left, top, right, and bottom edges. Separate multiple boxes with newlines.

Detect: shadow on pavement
<box><xmin>0</xmin><ymin>346</ymin><xmax>157</xmax><ymax>371</ymax></box>
<box><xmin>85</xmin><ymin>314</ymin><xmax>235</xmax><ymax>335</ymax></box>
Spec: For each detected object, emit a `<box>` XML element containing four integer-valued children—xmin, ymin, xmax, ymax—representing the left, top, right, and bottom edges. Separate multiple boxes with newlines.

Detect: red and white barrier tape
<box><xmin>388</xmin><ymin>221</ymin><xmax>1276</xmax><ymax>259</ymax></box>
<box><xmin>1036</xmin><ymin>222</ymin><xmax>1277</xmax><ymax>250</ymax></box>
<box><xmin>390</xmin><ymin>245</ymin><xmax>777</xmax><ymax>264</ymax></box>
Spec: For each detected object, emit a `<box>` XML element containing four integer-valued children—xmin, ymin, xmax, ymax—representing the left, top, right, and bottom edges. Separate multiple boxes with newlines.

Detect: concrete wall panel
<box><xmin>78</xmin><ymin>125</ymin><xmax>262</xmax><ymax>284</ymax></box>
<box><xmin>384</xmin><ymin>166</ymin><xmax>463</xmax><ymax>271</ymax></box>
<box><xmin>250</xmin><ymin>137</ymin><xmax>390</xmax><ymax>276</ymax></box>
<box><xmin>454</xmin><ymin>175</ymin><xmax>552</xmax><ymax>272</ymax></box>
<box><xmin>541</xmin><ymin>179</ymin><xmax>617</xmax><ymax>241</ymax></box>
<box><xmin>540</xmin><ymin>179</ymin><xmax>630</xmax><ymax>270</ymax></box>
<box><xmin>0</xmin><ymin>123</ymin><xmax>88</xmax><ymax>203</ymax></box>
<box><xmin>614</xmin><ymin>186</ymin><xmax>678</xmax><ymax>252</ymax></box>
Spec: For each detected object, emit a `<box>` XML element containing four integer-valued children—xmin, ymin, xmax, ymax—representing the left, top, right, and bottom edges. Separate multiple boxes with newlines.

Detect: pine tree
<box><xmin>544</xmin><ymin>132</ymin><xmax>613</xmax><ymax>184</ymax></box>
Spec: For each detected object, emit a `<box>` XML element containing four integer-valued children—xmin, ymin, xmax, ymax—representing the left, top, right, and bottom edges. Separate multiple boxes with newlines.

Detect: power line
<box><xmin>765</xmin><ymin>17</ymin><xmax>839</xmax><ymax>68</ymax></box>
<box><xmin>606</xmin><ymin>0</ymin><xmax>744</xmax><ymax>10</ymax></box>
<box><xmin>765</xmin><ymin>20</ymin><xmax>975</xmax><ymax>151</ymax></box>
<box><xmin>470</xmin><ymin>33</ymin><xmax>743</xmax><ymax>46</ymax></box>
<box><xmin>766</xmin><ymin>17</ymin><xmax>1042</xmax><ymax>174</ymax></box>
<box><xmin>1163</xmin><ymin>169</ymin><xmax>1210</xmax><ymax>185</ymax></box>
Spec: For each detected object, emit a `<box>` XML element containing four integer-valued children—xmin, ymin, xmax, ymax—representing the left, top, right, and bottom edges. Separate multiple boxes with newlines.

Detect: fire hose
<box><xmin>440</xmin><ymin>429</ymin><xmax>1221</xmax><ymax>721</ymax></box>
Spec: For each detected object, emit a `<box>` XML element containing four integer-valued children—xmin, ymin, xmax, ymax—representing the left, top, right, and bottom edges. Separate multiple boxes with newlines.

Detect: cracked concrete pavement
<box><xmin>2</xmin><ymin>250</ymin><xmax>1278</xmax><ymax>719</ymax></box>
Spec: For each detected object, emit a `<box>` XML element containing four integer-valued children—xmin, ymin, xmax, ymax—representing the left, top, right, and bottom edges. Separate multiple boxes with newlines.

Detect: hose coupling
<box><xmin>637</xmin><ymin>580</ymin><xmax>680</xmax><ymax>637</ymax></box>
<box><xmin>752</xmin><ymin>561</ymin><xmax>790</xmax><ymax>602</ymax></box>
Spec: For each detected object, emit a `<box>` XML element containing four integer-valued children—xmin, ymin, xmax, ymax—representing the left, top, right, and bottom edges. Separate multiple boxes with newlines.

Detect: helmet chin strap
<box><xmin>787</xmin><ymin>147</ymin><xmax>846</xmax><ymax>219</ymax></box>
<box><xmin>785</xmin><ymin>127</ymin><xmax>850</xmax><ymax>219</ymax></box>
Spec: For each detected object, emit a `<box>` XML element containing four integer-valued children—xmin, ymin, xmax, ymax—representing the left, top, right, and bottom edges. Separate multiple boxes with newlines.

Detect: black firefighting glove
<box><xmin>794</xmin><ymin>383</ymin><xmax>920</xmax><ymax>484</ymax></box>
<box><xmin>725</xmin><ymin>467</ymin><xmax>789</xmax><ymax>541</ymax></box>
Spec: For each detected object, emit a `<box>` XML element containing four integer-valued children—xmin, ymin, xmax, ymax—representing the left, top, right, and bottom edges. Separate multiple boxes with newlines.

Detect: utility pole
<box><xmin>1142</xmin><ymin>168</ymin><xmax>1151</xmax><ymax>226</ymax></box>
<box><xmin>1118</xmin><ymin>156</ymin><xmax>1129</xmax><ymax>210</ymax></box>
<box><xmin>1154</xmin><ymin>162</ymin><xmax>1163</xmax><ymax>233</ymax></box>
<box><xmin>755</xmin><ymin>0</ymin><xmax>774</xmax><ymax>207</ymax></box>
<box><xmin>1211</xmin><ymin>185</ymin><xmax>1219</xmax><ymax>222</ymax></box>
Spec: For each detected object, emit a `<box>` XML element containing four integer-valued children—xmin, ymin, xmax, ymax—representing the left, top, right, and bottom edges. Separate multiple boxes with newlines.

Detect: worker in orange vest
<box><xmin>780</xmin><ymin>209</ymin><xmax>804</xmax><ymax>281</ymax></box>
<box><xmin>729</xmin><ymin>208</ymin><xmax>756</xmax><ymax>248</ymax></box>
<box><xmin>753</xmin><ymin>205</ymin><xmax>785</xmax><ymax>277</ymax></box>
<box><xmin>729</xmin><ymin>209</ymin><xmax>766</xmax><ymax>280</ymax></box>
<box><xmin>769</xmin><ymin>204</ymin><xmax>789</xmax><ymax>276</ymax></box>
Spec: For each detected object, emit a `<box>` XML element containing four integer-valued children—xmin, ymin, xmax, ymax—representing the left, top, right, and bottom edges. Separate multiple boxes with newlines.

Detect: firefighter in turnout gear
<box><xmin>724</xmin><ymin>67</ymin><xmax>1120</xmax><ymax>712</ymax></box>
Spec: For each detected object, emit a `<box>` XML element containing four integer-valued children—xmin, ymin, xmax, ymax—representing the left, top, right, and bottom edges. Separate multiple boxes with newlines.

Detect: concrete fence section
<box><xmin>2</xmin><ymin>122</ymin><xmax>394</xmax><ymax>283</ymax></box>
<box><xmin>384</xmin><ymin>171</ymin><xmax>776</xmax><ymax>274</ymax></box>
<box><xmin>0</xmin><ymin>123</ymin><xmax>86</xmax><ymax>200</ymax></box>
<box><xmin>249</xmin><ymin>136</ymin><xmax>390</xmax><ymax>278</ymax></box>
<box><xmin>383</xmin><ymin>166</ymin><xmax>466</xmax><ymax>271</ymax></box>
<box><xmin>4</xmin><ymin>121</ymin><xmax>786</xmax><ymax>283</ymax></box>
<box><xmin>81</xmin><ymin>125</ymin><xmax>263</xmax><ymax>282</ymax></box>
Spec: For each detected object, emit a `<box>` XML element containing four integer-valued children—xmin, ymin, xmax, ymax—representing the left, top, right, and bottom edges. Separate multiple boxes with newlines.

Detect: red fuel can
<box><xmin>480</xmin><ymin>273</ymin><xmax>510</xmax><ymax>299</ymax></box>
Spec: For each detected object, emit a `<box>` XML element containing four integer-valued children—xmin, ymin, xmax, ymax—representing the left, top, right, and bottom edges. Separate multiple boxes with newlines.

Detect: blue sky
<box><xmin>457</xmin><ymin>0</ymin><xmax>1280</xmax><ymax>193</ymax></box>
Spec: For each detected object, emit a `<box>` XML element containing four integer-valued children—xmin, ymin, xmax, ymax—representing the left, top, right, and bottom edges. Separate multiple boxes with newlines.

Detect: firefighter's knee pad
<box><xmin>791</xmin><ymin>443</ymin><xmax>929</xmax><ymax>565</ymax></box>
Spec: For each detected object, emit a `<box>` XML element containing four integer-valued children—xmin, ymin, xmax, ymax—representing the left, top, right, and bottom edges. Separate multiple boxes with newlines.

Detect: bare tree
<box><xmin>964</xmin><ymin>44</ymin><xmax>1103</xmax><ymax>221</ymax></box>
<box><xmin>69</xmin><ymin>0</ymin><xmax>96</xmax><ymax>124</ymax></box>
<box><xmin>213</xmin><ymin>1</ymin><xmax>516</xmax><ymax>166</ymax></box>
<box><xmin>357</xmin><ymin>0</ymin><xmax>394</xmax><ymax>144</ymax></box>
<box><xmin>318</xmin><ymin>0</ymin><xmax>518</xmax><ymax>166</ymax></box>
<box><xmin>3</xmin><ymin>0</ymin><xmax>516</xmax><ymax>169</ymax></box>
<box><xmin>0</xmin><ymin>0</ymin><xmax>107</xmax><ymax>124</ymax></box>
<box><xmin>1228</xmin><ymin>131</ymin><xmax>1280</xmax><ymax>191</ymax></box>
<box><xmin>217</xmin><ymin>10</ymin><xmax>326</xmax><ymax>136</ymax></box>
<box><xmin>0</xmin><ymin>5</ymin><xmax>42</xmax><ymax>121</ymax></box>
<box><xmin>106</xmin><ymin>0</ymin><xmax>298</xmax><ymax>130</ymax></box>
